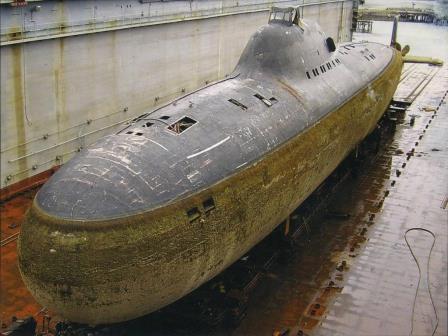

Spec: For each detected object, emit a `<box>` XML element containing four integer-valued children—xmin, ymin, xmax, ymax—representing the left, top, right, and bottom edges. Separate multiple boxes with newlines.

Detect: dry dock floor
<box><xmin>0</xmin><ymin>63</ymin><xmax>447</xmax><ymax>336</ymax></box>
<box><xmin>310</xmin><ymin>64</ymin><xmax>448</xmax><ymax>336</ymax></box>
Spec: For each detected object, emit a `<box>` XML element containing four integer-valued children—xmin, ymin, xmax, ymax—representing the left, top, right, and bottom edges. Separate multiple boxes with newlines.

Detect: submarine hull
<box><xmin>18</xmin><ymin>51</ymin><xmax>402</xmax><ymax>325</ymax></box>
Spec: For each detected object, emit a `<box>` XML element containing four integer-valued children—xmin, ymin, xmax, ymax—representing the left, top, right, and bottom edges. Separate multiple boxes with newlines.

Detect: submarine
<box><xmin>18</xmin><ymin>7</ymin><xmax>404</xmax><ymax>325</ymax></box>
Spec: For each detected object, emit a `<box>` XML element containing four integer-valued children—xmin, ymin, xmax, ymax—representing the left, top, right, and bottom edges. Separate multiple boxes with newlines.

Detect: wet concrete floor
<box><xmin>312</xmin><ymin>64</ymin><xmax>448</xmax><ymax>336</ymax></box>
<box><xmin>1</xmin><ymin>63</ymin><xmax>447</xmax><ymax>336</ymax></box>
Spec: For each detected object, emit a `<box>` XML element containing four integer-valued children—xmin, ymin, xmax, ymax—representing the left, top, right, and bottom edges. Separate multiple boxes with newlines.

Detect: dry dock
<box><xmin>1</xmin><ymin>64</ymin><xmax>447</xmax><ymax>335</ymax></box>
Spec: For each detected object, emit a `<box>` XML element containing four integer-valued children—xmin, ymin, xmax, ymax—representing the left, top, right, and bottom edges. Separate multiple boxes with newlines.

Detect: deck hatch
<box><xmin>167</xmin><ymin>116</ymin><xmax>197</xmax><ymax>134</ymax></box>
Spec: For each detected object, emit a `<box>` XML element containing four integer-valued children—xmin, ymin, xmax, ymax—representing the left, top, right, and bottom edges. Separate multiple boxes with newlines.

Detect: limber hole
<box><xmin>254</xmin><ymin>94</ymin><xmax>277</xmax><ymax>107</ymax></box>
<box><xmin>228</xmin><ymin>98</ymin><xmax>248</xmax><ymax>111</ymax></box>
<box><xmin>126</xmin><ymin>130</ymin><xmax>143</xmax><ymax>136</ymax></box>
<box><xmin>187</xmin><ymin>207</ymin><xmax>201</xmax><ymax>222</ymax></box>
<box><xmin>203</xmin><ymin>197</ymin><xmax>215</xmax><ymax>212</ymax></box>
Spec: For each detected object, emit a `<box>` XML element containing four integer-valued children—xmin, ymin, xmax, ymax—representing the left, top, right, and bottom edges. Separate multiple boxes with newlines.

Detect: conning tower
<box><xmin>236</xmin><ymin>7</ymin><xmax>337</xmax><ymax>79</ymax></box>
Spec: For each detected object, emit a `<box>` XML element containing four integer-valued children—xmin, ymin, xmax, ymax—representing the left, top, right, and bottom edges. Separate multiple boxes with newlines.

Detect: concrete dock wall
<box><xmin>0</xmin><ymin>0</ymin><xmax>354</xmax><ymax>192</ymax></box>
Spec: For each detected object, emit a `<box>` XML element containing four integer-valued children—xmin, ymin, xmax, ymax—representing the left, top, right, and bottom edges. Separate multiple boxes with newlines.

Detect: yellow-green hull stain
<box><xmin>18</xmin><ymin>51</ymin><xmax>403</xmax><ymax>325</ymax></box>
